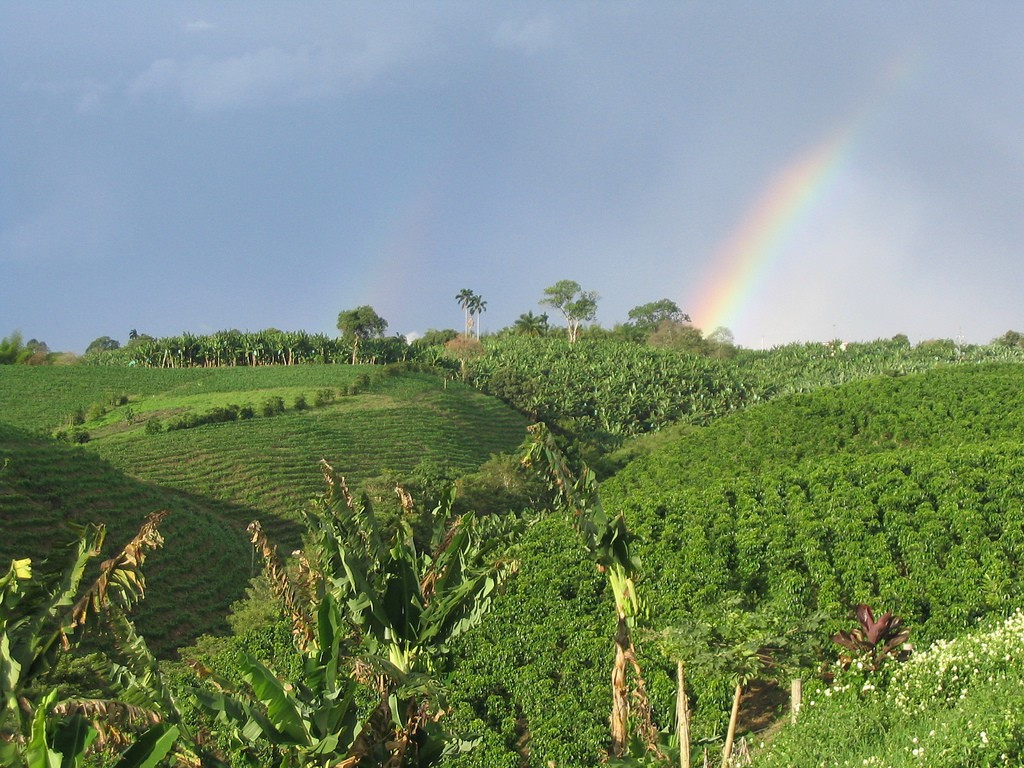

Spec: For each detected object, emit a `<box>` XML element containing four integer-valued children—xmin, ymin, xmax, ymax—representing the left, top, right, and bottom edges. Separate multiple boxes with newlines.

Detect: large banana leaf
<box><xmin>241</xmin><ymin>656</ymin><xmax>310</xmax><ymax>745</ymax></box>
<box><xmin>111</xmin><ymin>724</ymin><xmax>179</xmax><ymax>768</ymax></box>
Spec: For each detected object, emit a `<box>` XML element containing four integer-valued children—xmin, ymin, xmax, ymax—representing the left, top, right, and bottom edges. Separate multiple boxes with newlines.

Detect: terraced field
<box><xmin>0</xmin><ymin>364</ymin><xmax>373</xmax><ymax>431</ymax></box>
<box><xmin>92</xmin><ymin>374</ymin><xmax>529</xmax><ymax>544</ymax></box>
<box><xmin>0</xmin><ymin>421</ymin><xmax>257</xmax><ymax>653</ymax></box>
<box><xmin>0</xmin><ymin>365</ymin><xmax>529</xmax><ymax>655</ymax></box>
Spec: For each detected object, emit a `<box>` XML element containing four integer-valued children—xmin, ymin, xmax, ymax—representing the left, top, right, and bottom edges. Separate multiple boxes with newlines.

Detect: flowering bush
<box><xmin>754</xmin><ymin>610</ymin><xmax>1024</xmax><ymax>767</ymax></box>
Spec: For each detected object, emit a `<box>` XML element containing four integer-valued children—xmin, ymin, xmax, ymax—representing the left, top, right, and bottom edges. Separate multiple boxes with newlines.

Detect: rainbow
<box><xmin>689</xmin><ymin>55</ymin><xmax>919</xmax><ymax>340</ymax></box>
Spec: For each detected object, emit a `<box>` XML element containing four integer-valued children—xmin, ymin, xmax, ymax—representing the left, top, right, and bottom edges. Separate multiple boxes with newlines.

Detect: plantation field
<box><xmin>91</xmin><ymin>376</ymin><xmax>528</xmax><ymax>544</ymax></box>
<box><xmin>0</xmin><ymin>363</ymin><xmax>379</xmax><ymax>431</ymax></box>
<box><xmin>0</xmin><ymin>421</ymin><xmax>258</xmax><ymax>654</ymax></box>
<box><xmin>608</xmin><ymin>363</ymin><xmax>1024</xmax><ymax>492</ymax></box>
<box><xmin>444</xmin><ymin>364</ymin><xmax>1024</xmax><ymax>766</ymax></box>
<box><xmin>735</xmin><ymin>337</ymin><xmax>1024</xmax><ymax>396</ymax></box>
<box><xmin>5</xmin><ymin>343</ymin><xmax>1024</xmax><ymax>765</ymax></box>
<box><xmin>462</xmin><ymin>337</ymin><xmax>1024</xmax><ymax>453</ymax></box>
<box><xmin>0</xmin><ymin>365</ymin><xmax>529</xmax><ymax>654</ymax></box>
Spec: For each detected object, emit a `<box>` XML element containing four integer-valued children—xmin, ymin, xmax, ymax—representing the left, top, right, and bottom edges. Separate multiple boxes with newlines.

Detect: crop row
<box><xmin>608</xmin><ymin>363</ymin><xmax>1024</xmax><ymax>493</ymax></box>
<box><xmin>0</xmin><ymin>364</ymin><xmax>374</xmax><ymax>432</ymax></box>
<box><xmin>443</xmin><ymin>363</ymin><xmax>1024</xmax><ymax>766</ymax></box>
<box><xmin>0</xmin><ymin>422</ymin><xmax>256</xmax><ymax>655</ymax></box>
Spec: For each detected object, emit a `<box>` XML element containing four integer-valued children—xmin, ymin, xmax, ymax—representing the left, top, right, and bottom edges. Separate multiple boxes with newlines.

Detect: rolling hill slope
<box><xmin>0</xmin><ymin>365</ymin><xmax>529</xmax><ymax>654</ymax></box>
<box><xmin>445</xmin><ymin>363</ymin><xmax>1024</xmax><ymax>767</ymax></box>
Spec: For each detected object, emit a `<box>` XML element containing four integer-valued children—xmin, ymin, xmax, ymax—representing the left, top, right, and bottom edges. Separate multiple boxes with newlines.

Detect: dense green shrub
<box><xmin>260</xmin><ymin>396</ymin><xmax>285</xmax><ymax>416</ymax></box>
<box><xmin>347</xmin><ymin>373</ymin><xmax>371</xmax><ymax>396</ymax></box>
<box><xmin>445</xmin><ymin>514</ymin><xmax>612</xmax><ymax>768</ymax></box>
<box><xmin>313</xmin><ymin>388</ymin><xmax>335</xmax><ymax>406</ymax></box>
<box><xmin>165</xmin><ymin>404</ymin><xmax>251</xmax><ymax>431</ymax></box>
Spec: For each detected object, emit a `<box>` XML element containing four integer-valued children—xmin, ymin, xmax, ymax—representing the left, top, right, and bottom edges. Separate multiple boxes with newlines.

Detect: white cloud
<box><xmin>496</xmin><ymin>15</ymin><xmax>554</xmax><ymax>55</ymax></box>
<box><xmin>129</xmin><ymin>40</ymin><xmax>404</xmax><ymax>110</ymax></box>
<box><xmin>184</xmin><ymin>20</ymin><xmax>216</xmax><ymax>33</ymax></box>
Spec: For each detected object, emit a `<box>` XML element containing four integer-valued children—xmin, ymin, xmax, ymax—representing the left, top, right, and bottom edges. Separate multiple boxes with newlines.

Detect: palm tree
<box><xmin>513</xmin><ymin>311</ymin><xmax>549</xmax><ymax>337</ymax></box>
<box><xmin>469</xmin><ymin>295</ymin><xmax>487</xmax><ymax>339</ymax></box>
<box><xmin>455</xmin><ymin>289</ymin><xmax>476</xmax><ymax>337</ymax></box>
<box><xmin>523</xmin><ymin>424</ymin><xmax>661</xmax><ymax>761</ymax></box>
<box><xmin>0</xmin><ymin>512</ymin><xmax>193</xmax><ymax>766</ymax></box>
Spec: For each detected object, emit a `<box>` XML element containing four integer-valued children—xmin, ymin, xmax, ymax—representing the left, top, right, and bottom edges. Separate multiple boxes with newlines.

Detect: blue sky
<box><xmin>3</xmin><ymin>2</ymin><xmax>1024</xmax><ymax>353</ymax></box>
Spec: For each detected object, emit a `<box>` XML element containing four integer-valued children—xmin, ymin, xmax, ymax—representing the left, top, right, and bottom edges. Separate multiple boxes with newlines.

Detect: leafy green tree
<box><xmin>540</xmin><ymin>280</ymin><xmax>598</xmax><ymax>344</ymax></box>
<box><xmin>705</xmin><ymin>326</ymin><xmax>737</xmax><ymax>359</ymax></box>
<box><xmin>627</xmin><ymin>299</ymin><xmax>690</xmax><ymax>337</ymax></box>
<box><xmin>413</xmin><ymin>329</ymin><xmax>459</xmax><ymax>348</ymax></box>
<box><xmin>337</xmin><ymin>306</ymin><xmax>388</xmax><ymax>364</ymax></box>
<box><xmin>0</xmin><ymin>332</ymin><xmax>31</xmax><ymax>365</ymax></box>
<box><xmin>85</xmin><ymin>336</ymin><xmax>121</xmax><ymax>355</ymax></box>
<box><xmin>994</xmin><ymin>329</ymin><xmax>1024</xmax><ymax>348</ymax></box>
<box><xmin>648</xmin><ymin>319</ymin><xmax>707</xmax><ymax>355</ymax></box>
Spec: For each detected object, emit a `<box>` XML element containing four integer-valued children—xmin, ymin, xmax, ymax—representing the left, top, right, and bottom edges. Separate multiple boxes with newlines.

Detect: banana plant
<box><xmin>196</xmin><ymin>462</ymin><xmax>518</xmax><ymax>766</ymax></box>
<box><xmin>0</xmin><ymin>511</ymin><xmax>185</xmax><ymax>767</ymax></box>
<box><xmin>522</xmin><ymin>423</ymin><xmax>660</xmax><ymax>760</ymax></box>
<box><xmin>193</xmin><ymin>588</ymin><xmax>363</xmax><ymax>768</ymax></box>
<box><xmin>311</xmin><ymin>461</ymin><xmax>519</xmax><ymax>764</ymax></box>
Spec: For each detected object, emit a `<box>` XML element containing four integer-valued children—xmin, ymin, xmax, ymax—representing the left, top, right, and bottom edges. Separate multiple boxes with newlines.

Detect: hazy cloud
<box><xmin>129</xmin><ymin>39</ymin><xmax>404</xmax><ymax>110</ymax></box>
<box><xmin>184</xmin><ymin>19</ymin><xmax>216</xmax><ymax>33</ymax></box>
<box><xmin>495</xmin><ymin>15</ymin><xmax>555</xmax><ymax>54</ymax></box>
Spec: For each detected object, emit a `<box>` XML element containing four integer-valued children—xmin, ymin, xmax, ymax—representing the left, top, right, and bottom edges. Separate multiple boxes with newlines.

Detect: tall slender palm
<box><xmin>469</xmin><ymin>295</ymin><xmax>487</xmax><ymax>339</ymax></box>
<box><xmin>455</xmin><ymin>289</ymin><xmax>476</xmax><ymax>337</ymax></box>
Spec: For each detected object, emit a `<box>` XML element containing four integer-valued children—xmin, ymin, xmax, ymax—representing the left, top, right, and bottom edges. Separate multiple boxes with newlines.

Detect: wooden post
<box><xmin>677</xmin><ymin>661</ymin><xmax>691</xmax><ymax>768</ymax></box>
<box><xmin>790</xmin><ymin>678</ymin><xmax>803</xmax><ymax>724</ymax></box>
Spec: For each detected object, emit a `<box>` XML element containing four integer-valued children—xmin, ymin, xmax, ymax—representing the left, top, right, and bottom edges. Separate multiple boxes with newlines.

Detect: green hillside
<box><xmin>0</xmin><ymin>421</ymin><xmax>256</xmax><ymax>654</ymax></box>
<box><xmin>607</xmin><ymin>362</ymin><xmax>1024</xmax><ymax>493</ymax></box>
<box><xmin>0</xmin><ymin>365</ymin><xmax>529</xmax><ymax>654</ymax></box>
<box><xmin>752</xmin><ymin>608</ymin><xmax>1024</xmax><ymax>766</ymax></box>
<box><xmin>444</xmin><ymin>363</ymin><xmax>1024</xmax><ymax>766</ymax></box>
<box><xmin>5</xmin><ymin>350</ymin><xmax>1024</xmax><ymax>765</ymax></box>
